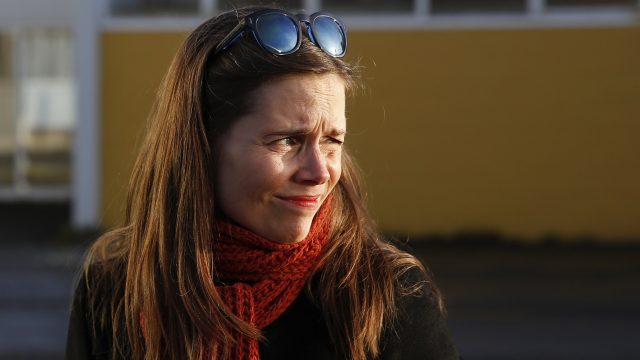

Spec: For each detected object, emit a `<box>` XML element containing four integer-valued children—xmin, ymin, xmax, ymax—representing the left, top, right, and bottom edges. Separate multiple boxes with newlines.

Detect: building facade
<box><xmin>1</xmin><ymin>0</ymin><xmax>639</xmax><ymax>242</ymax></box>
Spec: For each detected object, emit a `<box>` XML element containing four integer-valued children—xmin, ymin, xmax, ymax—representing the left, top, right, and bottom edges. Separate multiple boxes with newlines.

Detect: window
<box><xmin>322</xmin><ymin>0</ymin><xmax>413</xmax><ymax>14</ymax></box>
<box><xmin>0</xmin><ymin>29</ymin><xmax>74</xmax><ymax>195</ymax></box>
<box><xmin>111</xmin><ymin>0</ymin><xmax>199</xmax><ymax>15</ymax></box>
<box><xmin>219</xmin><ymin>0</ymin><xmax>303</xmax><ymax>12</ymax></box>
<box><xmin>431</xmin><ymin>0</ymin><xmax>527</xmax><ymax>14</ymax></box>
<box><xmin>22</xmin><ymin>30</ymin><xmax>73</xmax><ymax>187</ymax></box>
<box><xmin>547</xmin><ymin>0</ymin><xmax>637</xmax><ymax>8</ymax></box>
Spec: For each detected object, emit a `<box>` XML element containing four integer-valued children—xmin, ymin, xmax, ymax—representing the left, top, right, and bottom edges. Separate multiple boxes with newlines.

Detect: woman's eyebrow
<box><xmin>264</xmin><ymin>127</ymin><xmax>346</xmax><ymax>137</ymax></box>
<box><xmin>329</xmin><ymin>129</ymin><xmax>347</xmax><ymax>136</ymax></box>
<box><xmin>264</xmin><ymin>129</ymin><xmax>311</xmax><ymax>137</ymax></box>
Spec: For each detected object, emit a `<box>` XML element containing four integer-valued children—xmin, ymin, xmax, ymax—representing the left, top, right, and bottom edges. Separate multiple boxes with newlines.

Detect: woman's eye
<box><xmin>324</xmin><ymin>137</ymin><xmax>344</xmax><ymax>147</ymax></box>
<box><xmin>271</xmin><ymin>137</ymin><xmax>299</xmax><ymax>147</ymax></box>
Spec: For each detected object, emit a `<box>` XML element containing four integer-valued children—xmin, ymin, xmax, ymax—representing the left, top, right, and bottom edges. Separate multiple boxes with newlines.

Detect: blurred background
<box><xmin>1</xmin><ymin>0</ymin><xmax>639</xmax><ymax>359</ymax></box>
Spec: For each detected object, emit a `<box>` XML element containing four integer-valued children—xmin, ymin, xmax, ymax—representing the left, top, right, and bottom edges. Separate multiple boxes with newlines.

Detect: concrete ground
<box><xmin>416</xmin><ymin>244</ymin><xmax>640</xmax><ymax>360</ymax></box>
<box><xmin>0</xmin><ymin>245</ymin><xmax>81</xmax><ymax>360</ymax></box>
<box><xmin>1</xmin><ymin>242</ymin><xmax>639</xmax><ymax>359</ymax></box>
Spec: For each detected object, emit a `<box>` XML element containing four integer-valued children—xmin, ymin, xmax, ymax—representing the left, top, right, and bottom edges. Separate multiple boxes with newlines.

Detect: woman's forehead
<box><xmin>252</xmin><ymin>73</ymin><xmax>345</xmax><ymax>106</ymax></box>
<box><xmin>246</xmin><ymin>73</ymin><xmax>347</xmax><ymax>131</ymax></box>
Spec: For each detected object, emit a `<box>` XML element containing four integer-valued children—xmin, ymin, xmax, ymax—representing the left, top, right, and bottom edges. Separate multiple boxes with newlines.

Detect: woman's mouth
<box><xmin>276</xmin><ymin>195</ymin><xmax>321</xmax><ymax>209</ymax></box>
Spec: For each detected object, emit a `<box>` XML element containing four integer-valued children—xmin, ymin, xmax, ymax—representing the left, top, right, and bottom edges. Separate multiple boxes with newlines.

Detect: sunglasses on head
<box><xmin>213</xmin><ymin>9</ymin><xmax>347</xmax><ymax>58</ymax></box>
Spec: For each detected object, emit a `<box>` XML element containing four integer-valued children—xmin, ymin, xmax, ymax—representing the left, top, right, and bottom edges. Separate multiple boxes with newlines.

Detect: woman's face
<box><xmin>216</xmin><ymin>73</ymin><xmax>346</xmax><ymax>244</ymax></box>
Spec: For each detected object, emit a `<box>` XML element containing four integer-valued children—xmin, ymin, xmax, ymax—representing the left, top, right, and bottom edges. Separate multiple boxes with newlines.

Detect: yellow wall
<box><xmin>101</xmin><ymin>32</ymin><xmax>185</xmax><ymax>225</ymax></box>
<box><xmin>101</xmin><ymin>26</ymin><xmax>640</xmax><ymax>241</ymax></box>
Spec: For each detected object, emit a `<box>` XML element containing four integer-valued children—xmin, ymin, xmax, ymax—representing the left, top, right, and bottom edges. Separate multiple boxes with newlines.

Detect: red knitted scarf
<box><xmin>211</xmin><ymin>199</ymin><xmax>333</xmax><ymax>359</ymax></box>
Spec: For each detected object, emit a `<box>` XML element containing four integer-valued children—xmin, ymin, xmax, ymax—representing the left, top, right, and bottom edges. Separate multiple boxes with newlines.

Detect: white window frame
<box><xmin>71</xmin><ymin>0</ymin><xmax>100</xmax><ymax>228</ymax></box>
<box><xmin>100</xmin><ymin>0</ymin><xmax>640</xmax><ymax>31</ymax></box>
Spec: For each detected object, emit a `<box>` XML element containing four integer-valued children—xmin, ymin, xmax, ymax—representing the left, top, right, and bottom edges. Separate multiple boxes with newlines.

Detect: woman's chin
<box><xmin>267</xmin><ymin>219</ymin><xmax>313</xmax><ymax>244</ymax></box>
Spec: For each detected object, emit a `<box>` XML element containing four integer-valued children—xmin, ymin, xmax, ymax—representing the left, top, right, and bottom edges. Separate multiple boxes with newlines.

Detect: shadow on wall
<box><xmin>393</xmin><ymin>230</ymin><xmax>640</xmax><ymax>248</ymax></box>
<box><xmin>0</xmin><ymin>202</ymin><xmax>71</xmax><ymax>244</ymax></box>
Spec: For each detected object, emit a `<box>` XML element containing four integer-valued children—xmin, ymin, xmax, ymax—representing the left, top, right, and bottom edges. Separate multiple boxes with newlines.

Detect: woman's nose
<box><xmin>294</xmin><ymin>145</ymin><xmax>330</xmax><ymax>185</ymax></box>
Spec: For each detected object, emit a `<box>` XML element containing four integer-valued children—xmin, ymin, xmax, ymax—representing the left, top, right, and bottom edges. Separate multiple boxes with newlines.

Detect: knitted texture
<box><xmin>212</xmin><ymin>197</ymin><xmax>333</xmax><ymax>360</ymax></box>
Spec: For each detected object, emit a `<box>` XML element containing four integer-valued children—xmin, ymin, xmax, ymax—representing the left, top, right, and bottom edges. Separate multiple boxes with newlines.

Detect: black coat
<box><xmin>66</xmin><ymin>266</ymin><xmax>459</xmax><ymax>359</ymax></box>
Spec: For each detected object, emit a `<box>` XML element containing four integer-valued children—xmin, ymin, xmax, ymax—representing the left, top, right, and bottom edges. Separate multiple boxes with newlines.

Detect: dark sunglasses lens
<box><xmin>313</xmin><ymin>16</ymin><xmax>346</xmax><ymax>57</ymax></box>
<box><xmin>256</xmin><ymin>13</ymin><xmax>298</xmax><ymax>54</ymax></box>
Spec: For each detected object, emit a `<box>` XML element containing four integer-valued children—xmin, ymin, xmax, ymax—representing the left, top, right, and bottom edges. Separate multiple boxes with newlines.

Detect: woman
<box><xmin>66</xmin><ymin>6</ymin><xmax>459</xmax><ymax>360</ymax></box>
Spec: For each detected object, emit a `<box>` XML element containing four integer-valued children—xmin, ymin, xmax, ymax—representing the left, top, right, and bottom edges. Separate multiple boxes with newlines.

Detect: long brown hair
<box><xmin>82</xmin><ymin>6</ymin><xmax>442</xmax><ymax>360</ymax></box>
